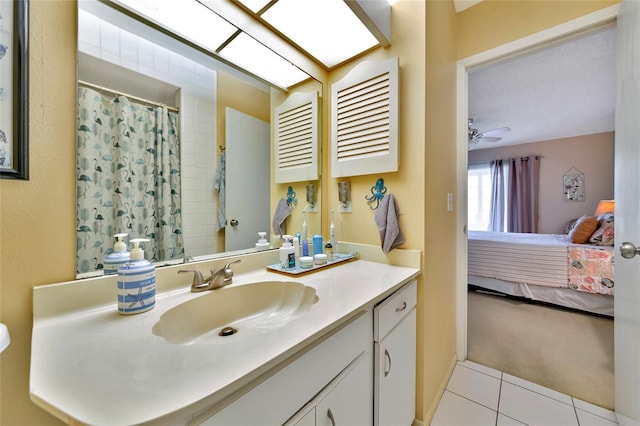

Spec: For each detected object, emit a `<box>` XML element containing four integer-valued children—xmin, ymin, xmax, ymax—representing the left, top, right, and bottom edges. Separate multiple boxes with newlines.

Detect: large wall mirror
<box><xmin>76</xmin><ymin>0</ymin><xmax>322</xmax><ymax>277</ymax></box>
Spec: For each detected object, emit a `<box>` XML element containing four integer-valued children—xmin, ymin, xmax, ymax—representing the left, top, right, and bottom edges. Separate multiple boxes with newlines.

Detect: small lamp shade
<box><xmin>595</xmin><ymin>200</ymin><xmax>615</xmax><ymax>216</ymax></box>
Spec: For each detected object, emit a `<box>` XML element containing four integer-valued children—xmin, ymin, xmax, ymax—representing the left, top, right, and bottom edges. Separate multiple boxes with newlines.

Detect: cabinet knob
<box><xmin>395</xmin><ymin>301</ymin><xmax>407</xmax><ymax>312</ymax></box>
<box><xmin>327</xmin><ymin>408</ymin><xmax>336</xmax><ymax>426</ymax></box>
<box><xmin>384</xmin><ymin>349</ymin><xmax>392</xmax><ymax>377</ymax></box>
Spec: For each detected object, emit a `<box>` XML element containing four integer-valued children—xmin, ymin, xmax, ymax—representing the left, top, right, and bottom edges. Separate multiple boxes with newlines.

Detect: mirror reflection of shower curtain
<box><xmin>76</xmin><ymin>87</ymin><xmax>184</xmax><ymax>274</ymax></box>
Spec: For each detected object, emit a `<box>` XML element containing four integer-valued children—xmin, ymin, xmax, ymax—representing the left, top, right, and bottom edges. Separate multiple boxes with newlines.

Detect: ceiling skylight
<box><xmin>114</xmin><ymin>0</ymin><xmax>237</xmax><ymax>52</ymax></box>
<box><xmin>219</xmin><ymin>32</ymin><xmax>310</xmax><ymax>89</ymax></box>
<box><xmin>259</xmin><ymin>0</ymin><xmax>379</xmax><ymax>67</ymax></box>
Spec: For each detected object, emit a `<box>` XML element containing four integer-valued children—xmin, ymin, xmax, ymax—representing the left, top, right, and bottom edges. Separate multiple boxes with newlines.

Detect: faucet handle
<box><xmin>223</xmin><ymin>259</ymin><xmax>242</xmax><ymax>271</ymax></box>
<box><xmin>178</xmin><ymin>269</ymin><xmax>205</xmax><ymax>285</ymax></box>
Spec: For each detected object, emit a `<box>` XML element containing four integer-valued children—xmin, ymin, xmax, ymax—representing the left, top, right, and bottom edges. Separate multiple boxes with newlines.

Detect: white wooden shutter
<box><xmin>274</xmin><ymin>91</ymin><xmax>320</xmax><ymax>183</ymax></box>
<box><xmin>331</xmin><ymin>57</ymin><xmax>398</xmax><ymax>178</ymax></box>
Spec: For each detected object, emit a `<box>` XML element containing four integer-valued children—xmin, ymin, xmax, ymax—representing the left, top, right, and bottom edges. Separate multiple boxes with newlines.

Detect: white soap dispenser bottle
<box><xmin>279</xmin><ymin>235</ymin><xmax>295</xmax><ymax>269</ymax></box>
<box><xmin>117</xmin><ymin>238</ymin><xmax>156</xmax><ymax>315</ymax></box>
<box><xmin>255</xmin><ymin>232</ymin><xmax>270</xmax><ymax>251</ymax></box>
<box><xmin>103</xmin><ymin>233</ymin><xmax>130</xmax><ymax>275</ymax></box>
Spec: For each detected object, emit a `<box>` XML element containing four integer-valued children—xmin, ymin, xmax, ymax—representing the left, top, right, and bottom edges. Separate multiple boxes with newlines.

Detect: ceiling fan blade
<box><xmin>481</xmin><ymin>136</ymin><xmax>502</xmax><ymax>143</ymax></box>
<box><xmin>481</xmin><ymin>126</ymin><xmax>511</xmax><ymax>137</ymax></box>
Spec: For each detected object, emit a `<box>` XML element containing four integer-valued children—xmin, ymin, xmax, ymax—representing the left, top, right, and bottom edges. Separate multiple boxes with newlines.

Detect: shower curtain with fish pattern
<box><xmin>76</xmin><ymin>87</ymin><xmax>184</xmax><ymax>274</ymax></box>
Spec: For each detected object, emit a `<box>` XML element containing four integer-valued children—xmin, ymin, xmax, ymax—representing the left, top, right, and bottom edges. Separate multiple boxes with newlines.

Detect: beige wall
<box><xmin>457</xmin><ymin>0</ymin><xmax>620</xmax><ymax>59</ymax></box>
<box><xmin>1</xmin><ymin>2</ymin><xmax>77</xmax><ymax>424</ymax></box>
<box><xmin>0</xmin><ymin>1</ymin><xmax>622</xmax><ymax>424</ymax></box>
<box><xmin>469</xmin><ymin>132</ymin><xmax>614</xmax><ymax>234</ymax></box>
<box><xmin>424</xmin><ymin>1</ymin><xmax>460</xmax><ymax>421</ymax></box>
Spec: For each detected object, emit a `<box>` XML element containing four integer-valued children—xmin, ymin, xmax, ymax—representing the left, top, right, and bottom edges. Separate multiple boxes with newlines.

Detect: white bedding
<box><xmin>467</xmin><ymin>230</ymin><xmax>614</xmax><ymax>316</ymax></box>
<box><xmin>468</xmin><ymin>231</ymin><xmax>569</xmax><ymax>289</ymax></box>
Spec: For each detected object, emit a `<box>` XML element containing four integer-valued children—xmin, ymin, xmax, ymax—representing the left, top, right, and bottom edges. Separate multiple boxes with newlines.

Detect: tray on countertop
<box><xmin>267</xmin><ymin>252</ymin><xmax>358</xmax><ymax>276</ymax></box>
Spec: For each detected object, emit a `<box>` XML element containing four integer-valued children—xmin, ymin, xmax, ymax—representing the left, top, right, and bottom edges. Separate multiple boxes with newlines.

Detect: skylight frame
<box><xmin>218</xmin><ymin>32</ymin><xmax>310</xmax><ymax>89</ymax></box>
<box><xmin>113</xmin><ymin>0</ymin><xmax>238</xmax><ymax>53</ymax></box>
<box><xmin>258</xmin><ymin>0</ymin><xmax>380</xmax><ymax>68</ymax></box>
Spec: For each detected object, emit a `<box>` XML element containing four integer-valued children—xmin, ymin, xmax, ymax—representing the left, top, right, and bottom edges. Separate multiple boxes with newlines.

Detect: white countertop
<box><xmin>30</xmin><ymin>259</ymin><xmax>419</xmax><ymax>425</ymax></box>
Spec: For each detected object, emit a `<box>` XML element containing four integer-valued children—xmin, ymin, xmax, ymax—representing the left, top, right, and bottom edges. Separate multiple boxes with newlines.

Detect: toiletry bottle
<box><xmin>302</xmin><ymin>239</ymin><xmax>309</xmax><ymax>257</ymax></box>
<box><xmin>103</xmin><ymin>233</ymin><xmax>130</xmax><ymax>275</ymax></box>
<box><xmin>279</xmin><ymin>235</ymin><xmax>295</xmax><ymax>269</ymax></box>
<box><xmin>302</xmin><ymin>209</ymin><xmax>308</xmax><ymax>241</ymax></box>
<box><xmin>312</xmin><ymin>234</ymin><xmax>323</xmax><ymax>256</ymax></box>
<box><xmin>330</xmin><ymin>209</ymin><xmax>337</xmax><ymax>251</ymax></box>
<box><xmin>117</xmin><ymin>238</ymin><xmax>155</xmax><ymax>315</ymax></box>
<box><xmin>293</xmin><ymin>234</ymin><xmax>301</xmax><ymax>268</ymax></box>
<box><xmin>255</xmin><ymin>232</ymin><xmax>270</xmax><ymax>251</ymax></box>
<box><xmin>324</xmin><ymin>241</ymin><xmax>334</xmax><ymax>262</ymax></box>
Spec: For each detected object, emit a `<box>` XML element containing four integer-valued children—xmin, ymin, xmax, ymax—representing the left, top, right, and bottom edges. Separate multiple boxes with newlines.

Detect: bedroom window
<box><xmin>468</xmin><ymin>163</ymin><xmax>491</xmax><ymax>231</ymax></box>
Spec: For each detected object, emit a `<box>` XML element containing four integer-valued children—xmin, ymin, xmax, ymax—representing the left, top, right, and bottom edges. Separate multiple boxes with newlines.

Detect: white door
<box><xmin>225</xmin><ymin>108</ymin><xmax>270</xmax><ymax>251</ymax></box>
<box><xmin>614</xmin><ymin>1</ymin><xmax>640</xmax><ymax>424</ymax></box>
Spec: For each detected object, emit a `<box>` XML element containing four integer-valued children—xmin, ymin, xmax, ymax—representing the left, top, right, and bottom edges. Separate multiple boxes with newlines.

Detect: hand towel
<box><xmin>272</xmin><ymin>198</ymin><xmax>291</xmax><ymax>236</ymax></box>
<box><xmin>374</xmin><ymin>194</ymin><xmax>405</xmax><ymax>254</ymax></box>
<box><xmin>214</xmin><ymin>151</ymin><xmax>226</xmax><ymax>231</ymax></box>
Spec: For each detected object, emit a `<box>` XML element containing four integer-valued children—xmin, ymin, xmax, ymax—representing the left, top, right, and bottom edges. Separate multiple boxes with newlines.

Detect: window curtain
<box><xmin>488</xmin><ymin>159</ymin><xmax>506</xmax><ymax>232</ymax></box>
<box><xmin>506</xmin><ymin>156</ymin><xmax>540</xmax><ymax>233</ymax></box>
<box><xmin>76</xmin><ymin>87</ymin><xmax>184</xmax><ymax>274</ymax></box>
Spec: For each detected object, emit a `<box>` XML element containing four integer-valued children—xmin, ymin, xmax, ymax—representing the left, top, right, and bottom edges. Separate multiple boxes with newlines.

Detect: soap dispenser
<box><xmin>117</xmin><ymin>238</ymin><xmax>155</xmax><ymax>315</ymax></box>
<box><xmin>255</xmin><ymin>232</ymin><xmax>270</xmax><ymax>251</ymax></box>
<box><xmin>279</xmin><ymin>235</ymin><xmax>295</xmax><ymax>269</ymax></box>
<box><xmin>103</xmin><ymin>233</ymin><xmax>130</xmax><ymax>275</ymax></box>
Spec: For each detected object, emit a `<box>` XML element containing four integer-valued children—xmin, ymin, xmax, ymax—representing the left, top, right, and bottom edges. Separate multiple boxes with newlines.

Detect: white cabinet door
<box><xmin>375</xmin><ymin>308</ymin><xmax>416</xmax><ymax>426</ymax></box>
<box><xmin>315</xmin><ymin>352</ymin><xmax>373</xmax><ymax>426</ymax></box>
<box><xmin>291</xmin><ymin>406</ymin><xmax>316</xmax><ymax>426</ymax></box>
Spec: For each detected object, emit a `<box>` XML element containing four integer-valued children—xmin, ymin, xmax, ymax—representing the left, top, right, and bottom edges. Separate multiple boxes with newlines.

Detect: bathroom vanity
<box><xmin>30</xmin><ymin>254</ymin><xmax>419</xmax><ymax>425</ymax></box>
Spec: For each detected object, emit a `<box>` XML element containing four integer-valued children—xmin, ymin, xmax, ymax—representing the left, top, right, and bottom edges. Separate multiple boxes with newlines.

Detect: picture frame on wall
<box><xmin>563</xmin><ymin>167</ymin><xmax>585</xmax><ymax>202</ymax></box>
<box><xmin>0</xmin><ymin>0</ymin><xmax>28</xmax><ymax>180</ymax></box>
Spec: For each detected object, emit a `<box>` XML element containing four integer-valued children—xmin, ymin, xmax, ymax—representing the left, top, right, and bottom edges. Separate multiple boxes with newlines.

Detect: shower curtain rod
<box><xmin>78</xmin><ymin>80</ymin><xmax>179</xmax><ymax>113</ymax></box>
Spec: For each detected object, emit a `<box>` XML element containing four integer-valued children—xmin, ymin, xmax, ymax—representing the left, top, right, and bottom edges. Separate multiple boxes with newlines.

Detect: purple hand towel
<box><xmin>374</xmin><ymin>194</ymin><xmax>405</xmax><ymax>254</ymax></box>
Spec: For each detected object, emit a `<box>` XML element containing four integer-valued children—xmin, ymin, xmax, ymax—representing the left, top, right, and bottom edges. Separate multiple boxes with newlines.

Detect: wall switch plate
<box><xmin>447</xmin><ymin>192</ymin><xmax>454</xmax><ymax>212</ymax></box>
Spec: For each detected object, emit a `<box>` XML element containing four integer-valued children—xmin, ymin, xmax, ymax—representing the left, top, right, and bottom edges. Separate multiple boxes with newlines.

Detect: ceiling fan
<box><xmin>468</xmin><ymin>118</ymin><xmax>511</xmax><ymax>150</ymax></box>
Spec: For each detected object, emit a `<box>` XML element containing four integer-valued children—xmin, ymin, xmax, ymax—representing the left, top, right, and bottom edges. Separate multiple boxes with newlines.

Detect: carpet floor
<box><xmin>467</xmin><ymin>289</ymin><xmax>614</xmax><ymax>410</ymax></box>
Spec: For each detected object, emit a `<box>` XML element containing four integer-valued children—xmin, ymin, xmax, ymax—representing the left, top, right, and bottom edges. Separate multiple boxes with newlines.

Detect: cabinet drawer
<box><xmin>374</xmin><ymin>280</ymin><xmax>416</xmax><ymax>341</ymax></box>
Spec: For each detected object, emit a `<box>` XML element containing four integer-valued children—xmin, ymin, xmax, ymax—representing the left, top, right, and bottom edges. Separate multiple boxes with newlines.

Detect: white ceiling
<box><xmin>468</xmin><ymin>24</ymin><xmax>616</xmax><ymax>150</ymax></box>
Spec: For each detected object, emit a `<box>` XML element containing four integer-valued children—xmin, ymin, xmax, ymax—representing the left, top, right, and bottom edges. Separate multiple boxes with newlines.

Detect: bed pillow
<box><xmin>569</xmin><ymin>215</ymin><xmax>598</xmax><ymax>244</ymax></box>
<box><xmin>589</xmin><ymin>212</ymin><xmax>614</xmax><ymax>246</ymax></box>
<box><xmin>563</xmin><ymin>218</ymin><xmax>579</xmax><ymax>234</ymax></box>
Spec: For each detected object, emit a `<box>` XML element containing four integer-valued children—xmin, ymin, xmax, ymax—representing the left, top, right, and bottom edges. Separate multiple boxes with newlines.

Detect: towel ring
<box><xmin>365</xmin><ymin>178</ymin><xmax>387</xmax><ymax>210</ymax></box>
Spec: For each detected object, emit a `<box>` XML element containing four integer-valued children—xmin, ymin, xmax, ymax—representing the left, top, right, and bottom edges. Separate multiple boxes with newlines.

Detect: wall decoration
<box><xmin>0</xmin><ymin>0</ymin><xmax>28</xmax><ymax>179</ymax></box>
<box><xmin>563</xmin><ymin>167</ymin><xmax>585</xmax><ymax>202</ymax></box>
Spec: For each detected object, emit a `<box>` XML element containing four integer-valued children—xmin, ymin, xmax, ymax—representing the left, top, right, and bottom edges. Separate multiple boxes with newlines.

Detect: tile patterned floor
<box><xmin>431</xmin><ymin>360</ymin><xmax>618</xmax><ymax>426</ymax></box>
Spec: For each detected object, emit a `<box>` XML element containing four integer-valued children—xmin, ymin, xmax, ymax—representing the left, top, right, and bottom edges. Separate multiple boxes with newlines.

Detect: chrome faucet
<box><xmin>179</xmin><ymin>259</ymin><xmax>241</xmax><ymax>292</ymax></box>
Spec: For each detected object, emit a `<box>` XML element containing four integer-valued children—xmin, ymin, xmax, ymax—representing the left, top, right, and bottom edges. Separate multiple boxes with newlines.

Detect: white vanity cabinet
<box><xmin>288</xmin><ymin>352</ymin><xmax>372</xmax><ymax>426</ymax></box>
<box><xmin>198</xmin><ymin>311</ymin><xmax>372</xmax><ymax>426</ymax></box>
<box><xmin>373</xmin><ymin>279</ymin><xmax>417</xmax><ymax>426</ymax></box>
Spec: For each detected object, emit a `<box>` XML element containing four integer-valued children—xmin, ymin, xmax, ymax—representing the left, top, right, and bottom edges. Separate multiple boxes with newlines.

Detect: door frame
<box><xmin>455</xmin><ymin>4</ymin><xmax>621</xmax><ymax>360</ymax></box>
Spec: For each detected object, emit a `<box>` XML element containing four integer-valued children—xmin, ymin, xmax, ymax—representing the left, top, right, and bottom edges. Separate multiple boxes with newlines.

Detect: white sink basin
<box><xmin>152</xmin><ymin>281</ymin><xmax>318</xmax><ymax>344</ymax></box>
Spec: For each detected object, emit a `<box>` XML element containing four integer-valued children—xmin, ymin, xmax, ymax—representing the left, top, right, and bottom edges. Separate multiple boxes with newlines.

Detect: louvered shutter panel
<box><xmin>274</xmin><ymin>91</ymin><xmax>320</xmax><ymax>183</ymax></box>
<box><xmin>331</xmin><ymin>57</ymin><xmax>398</xmax><ymax>177</ymax></box>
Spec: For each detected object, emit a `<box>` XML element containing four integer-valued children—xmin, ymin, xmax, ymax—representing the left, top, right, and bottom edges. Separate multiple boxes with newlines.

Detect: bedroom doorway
<box><xmin>454</xmin><ymin>3</ymin><xmax>640</xmax><ymax>420</ymax></box>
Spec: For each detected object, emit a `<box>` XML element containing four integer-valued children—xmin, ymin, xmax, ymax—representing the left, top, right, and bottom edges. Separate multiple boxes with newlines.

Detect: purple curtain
<box><xmin>488</xmin><ymin>159</ymin><xmax>505</xmax><ymax>232</ymax></box>
<box><xmin>506</xmin><ymin>156</ymin><xmax>540</xmax><ymax>233</ymax></box>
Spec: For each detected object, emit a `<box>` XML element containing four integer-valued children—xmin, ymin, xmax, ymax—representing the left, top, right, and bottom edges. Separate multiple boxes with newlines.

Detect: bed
<box><xmin>468</xmin><ymin>230</ymin><xmax>614</xmax><ymax>316</ymax></box>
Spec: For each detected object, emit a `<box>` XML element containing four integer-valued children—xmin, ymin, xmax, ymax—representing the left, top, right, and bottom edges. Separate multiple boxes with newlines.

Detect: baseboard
<box><xmin>419</xmin><ymin>354</ymin><xmax>458</xmax><ymax>426</ymax></box>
